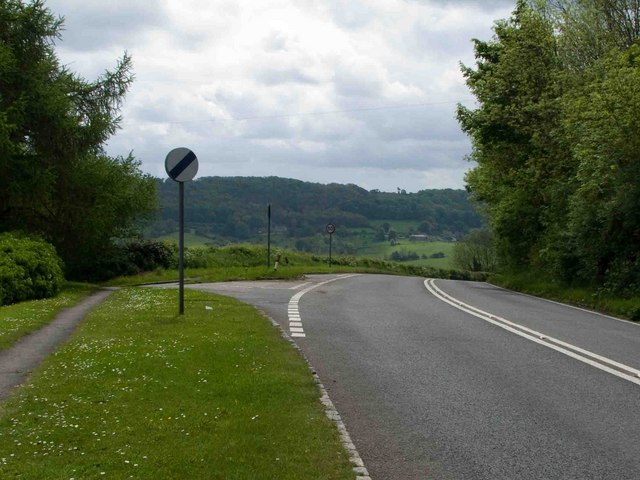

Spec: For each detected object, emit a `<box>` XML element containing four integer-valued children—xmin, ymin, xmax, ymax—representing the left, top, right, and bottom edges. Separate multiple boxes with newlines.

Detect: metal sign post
<box><xmin>267</xmin><ymin>204</ymin><xmax>271</xmax><ymax>268</ymax></box>
<box><xmin>179</xmin><ymin>182</ymin><xmax>185</xmax><ymax>313</ymax></box>
<box><xmin>326</xmin><ymin>223</ymin><xmax>336</xmax><ymax>267</ymax></box>
<box><xmin>165</xmin><ymin>147</ymin><xmax>198</xmax><ymax>315</ymax></box>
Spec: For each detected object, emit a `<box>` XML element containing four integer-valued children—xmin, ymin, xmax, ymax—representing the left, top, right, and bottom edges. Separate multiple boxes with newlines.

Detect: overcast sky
<box><xmin>46</xmin><ymin>0</ymin><xmax>514</xmax><ymax>192</ymax></box>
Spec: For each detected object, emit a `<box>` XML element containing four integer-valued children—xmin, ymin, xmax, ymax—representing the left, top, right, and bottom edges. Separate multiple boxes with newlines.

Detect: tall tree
<box><xmin>561</xmin><ymin>44</ymin><xmax>640</xmax><ymax>288</ymax></box>
<box><xmin>541</xmin><ymin>0</ymin><xmax>640</xmax><ymax>69</ymax></box>
<box><xmin>457</xmin><ymin>1</ymin><xmax>565</xmax><ymax>269</ymax></box>
<box><xmin>0</xmin><ymin>0</ymin><xmax>155</xmax><ymax>278</ymax></box>
<box><xmin>460</xmin><ymin>0</ymin><xmax>640</xmax><ymax>292</ymax></box>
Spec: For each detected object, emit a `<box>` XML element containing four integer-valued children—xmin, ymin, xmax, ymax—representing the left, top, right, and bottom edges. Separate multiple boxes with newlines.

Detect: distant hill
<box><xmin>147</xmin><ymin>177</ymin><xmax>484</xmax><ymax>249</ymax></box>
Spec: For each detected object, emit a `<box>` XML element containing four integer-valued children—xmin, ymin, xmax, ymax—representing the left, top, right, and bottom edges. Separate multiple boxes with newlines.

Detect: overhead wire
<box><xmin>121</xmin><ymin>98</ymin><xmax>476</xmax><ymax>126</ymax></box>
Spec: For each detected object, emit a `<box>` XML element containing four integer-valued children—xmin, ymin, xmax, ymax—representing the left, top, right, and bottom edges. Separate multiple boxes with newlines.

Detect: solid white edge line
<box><xmin>424</xmin><ymin>279</ymin><xmax>640</xmax><ymax>386</ymax></box>
<box><xmin>488</xmin><ymin>282</ymin><xmax>639</xmax><ymax>326</ymax></box>
<box><xmin>428</xmin><ymin>280</ymin><xmax>640</xmax><ymax>376</ymax></box>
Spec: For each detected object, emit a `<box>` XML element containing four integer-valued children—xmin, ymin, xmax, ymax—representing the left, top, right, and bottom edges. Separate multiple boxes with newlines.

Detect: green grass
<box><xmin>359</xmin><ymin>241</ymin><xmax>456</xmax><ymax>269</ymax></box>
<box><xmin>0</xmin><ymin>283</ymin><xmax>97</xmax><ymax>350</ymax></box>
<box><xmin>104</xmin><ymin>265</ymin><xmax>346</xmax><ymax>287</ymax></box>
<box><xmin>155</xmin><ymin>232</ymin><xmax>215</xmax><ymax>247</ymax></box>
<box><xmin>368</xmin><ymin>219</ymin><xmax>422</xmax><ymax>235</ymax></box>
<box><xmin>0</xmin><ymin>287</ymin><xmax>354</xmax><ymax>479</ymax></box>
<box><xmin>102</xmin><ymin>243</ymin><xmax>484</xmax><ymax>288</ymax></box>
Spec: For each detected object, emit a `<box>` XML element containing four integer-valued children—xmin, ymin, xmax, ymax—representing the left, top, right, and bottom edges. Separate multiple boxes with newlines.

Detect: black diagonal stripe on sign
<box><xmin>169</xmin><ymin>151</ymin><xmax>196</xmax><ymax>179</ymax></box>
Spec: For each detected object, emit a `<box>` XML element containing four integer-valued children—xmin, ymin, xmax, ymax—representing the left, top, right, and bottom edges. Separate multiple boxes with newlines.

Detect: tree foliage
<box><xmin>151</xmin><ymin>176</ymin><xmax>483</xmax><ymax>241</ymax></box>
<box><xmin>453</xmin><ymin>229</ymin><xmax>497</xmax><ymax>272</ymax></box>
<box><xmin>0</xmin><ymin>0</ymin><xmax>156</xmax><ymax>279</ymax></box>
<box><xmin>459</xmin><ymin>0</ymin><xmax>640</xmax><ymax>293</ymax></box>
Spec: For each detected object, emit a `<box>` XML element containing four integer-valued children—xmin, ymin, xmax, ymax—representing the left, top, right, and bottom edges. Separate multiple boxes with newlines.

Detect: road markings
<box><xmin>489</xmin><ymin>282</ymin><xmax>640</xmax><ymax>327</ymax></box>
<box><xmin>287</xmin><ymin>274</ymin><xmax>359</xmax><ymax>338</ymax></box>
<box><xmin>424</xmin><ymin>278</ymin><xmax>640</xmax><ymax>386</ymax></box>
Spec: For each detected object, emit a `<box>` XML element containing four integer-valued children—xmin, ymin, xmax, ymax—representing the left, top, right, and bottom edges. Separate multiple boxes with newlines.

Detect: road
<box><xmin>191</xmin><ymin>274</ymin><xmax>640</xmax><ymax>479</ymax></box>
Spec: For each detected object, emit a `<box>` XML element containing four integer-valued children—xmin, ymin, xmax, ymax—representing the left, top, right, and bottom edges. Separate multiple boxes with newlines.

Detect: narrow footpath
<box><xmin>0</xmin><ymin>288</ymin><xmax>116</xmax><ymax>402</ymax></box>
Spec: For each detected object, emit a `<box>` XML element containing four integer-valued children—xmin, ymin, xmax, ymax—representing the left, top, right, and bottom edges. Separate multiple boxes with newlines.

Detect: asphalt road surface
<box><xmin>191</xmin><ymin>274</ymin><xmax>640</xmax><ymax>479</ymax></box>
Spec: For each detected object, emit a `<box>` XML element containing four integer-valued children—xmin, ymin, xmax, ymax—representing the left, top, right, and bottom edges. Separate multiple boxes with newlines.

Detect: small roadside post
<box><xmin>165</xmin><ymin>147</ymin><xmax>198</xmax><ymax>315</ymax></box>
<box><xmin>326</xmin><ymin>223</ymin><xmax>336</xmax><ymax>267</ymax></box>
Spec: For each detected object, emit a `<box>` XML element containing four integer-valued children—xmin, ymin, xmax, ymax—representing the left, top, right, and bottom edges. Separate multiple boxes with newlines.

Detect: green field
<box><xmin>360</xmin><ymin>241</ymin><xmax>456</xmax><ymax>269</ymax></box>
<box><xmin>368</xmin><ymin>219</ymin><xmax>425</xmax><ymax>234</ymax></box>
<box><xmin>153</xmin><ymin>232</ymin><xmax>457</xmax><ymax>271</ymax></box>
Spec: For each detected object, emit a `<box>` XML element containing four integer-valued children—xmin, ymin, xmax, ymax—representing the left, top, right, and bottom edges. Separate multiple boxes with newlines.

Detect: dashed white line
<box><xmin>424</xmin><ymin>278</ymin><xmax>640</xmax><ymax>386</ymax></box>
<box><xmin>287</xmin><ymin>274</ymin><xmax>359</xmax><ymax>338</ymax></box>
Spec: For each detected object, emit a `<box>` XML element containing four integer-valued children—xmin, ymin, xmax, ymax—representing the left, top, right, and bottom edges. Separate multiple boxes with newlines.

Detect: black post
<box><xmin>329</xmin><ymin>233</ymin><xmax>332</xmax><ymax>268</ymax></box>
<box><xmin>179</xmin><ymin>182</ymin><xmax>185</xmax><ymax>315</ymax></box>
<box><xmin>267</xmin><ymin>204</ymin><xmax>271</xmax><ymax>268</ymax></box>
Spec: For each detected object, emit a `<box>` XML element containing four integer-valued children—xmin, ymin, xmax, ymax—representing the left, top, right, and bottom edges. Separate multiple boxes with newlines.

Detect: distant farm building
<box><xmin>409</xmin><ymin>234</ymin><xmax>430</xmax><ymax>242</ymax></box>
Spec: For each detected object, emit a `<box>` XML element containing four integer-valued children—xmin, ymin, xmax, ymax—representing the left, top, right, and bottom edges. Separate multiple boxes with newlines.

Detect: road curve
<box><xmin>191</xmin><ymin>274</ymin><xmax>640</xmax><ymax>479</ymax></box>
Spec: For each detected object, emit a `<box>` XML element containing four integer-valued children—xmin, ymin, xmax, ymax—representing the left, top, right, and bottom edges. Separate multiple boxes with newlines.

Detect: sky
<box><xmin>45</xmin><ymin>0</ymin><xmax>514</xmax><ymax>192</ymax></box>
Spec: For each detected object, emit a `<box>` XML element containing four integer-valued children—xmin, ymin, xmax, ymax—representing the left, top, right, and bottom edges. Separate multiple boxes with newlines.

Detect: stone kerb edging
<box><xmin>260</xmin><ymin>309</ymin><xmax>372</xmax><ymax>479</ymax></box>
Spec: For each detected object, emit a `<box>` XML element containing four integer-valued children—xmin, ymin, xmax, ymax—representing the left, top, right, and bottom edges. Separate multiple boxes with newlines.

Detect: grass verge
<box><xmin>0</xmin><ymin>287</ymin><xmax>354</xmax><ymax>479</ymax></box>
<box><xmin>104</xmin><ymin>264</ymin><xmax>370</xmax><ymax>287</ymax></box>
<box><xmin>0</xmin><ymin>282</ymin><xmax>97</xmax><ymax>351</ymax></box>
<box><xmin>103</xmin><ymin>245</ymin><xmax>485</xmax><ymax>288</ymax></box>
<box><xmin>490</xmin><ymin>271</ymin><xmax>640</xmax><ymax>321</ymax></box>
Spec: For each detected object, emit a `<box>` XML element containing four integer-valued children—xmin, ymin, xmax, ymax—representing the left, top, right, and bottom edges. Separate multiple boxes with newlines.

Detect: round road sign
<box><xmin>165</xmin><ymin>147</ymin><xmax>198</xmax><ymax>182</ymax></box>
<box><xmin>326</xmin><ymin>223</ymin><xmax>336</xmax><ymax>235</ymax></box>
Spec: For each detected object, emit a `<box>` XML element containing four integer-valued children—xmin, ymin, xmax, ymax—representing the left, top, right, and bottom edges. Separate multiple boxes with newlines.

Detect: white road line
<box><xmin>290</xmin><ymin>282</ymin><xmax>312</xmax><ymax>290</ymax></box>
<box><xmin>287</xmin><ymin>274</ymin><xmax>360</xmax><ymax>338</ymax></box>
<box><xmin>424</xmin><ymin>278</ymin><xmax>640</xmax><ymax>386</ymax></box>
<box><xmin>489</xmin><ymin>282</ymin><xmax>640</xmax><ymax>327</ymax></box>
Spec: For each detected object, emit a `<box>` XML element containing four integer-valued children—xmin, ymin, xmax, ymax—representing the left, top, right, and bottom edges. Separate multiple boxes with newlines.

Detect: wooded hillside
<box><xmin>148</xmin><ymin>176</ymin><xmax>483</xmax><ymax>243</ymax></box>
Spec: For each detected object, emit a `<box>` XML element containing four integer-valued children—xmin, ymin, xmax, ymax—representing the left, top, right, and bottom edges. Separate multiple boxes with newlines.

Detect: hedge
<box><xmin>0</xmin><ymin>232</ymin><xmax>65</xmax><ymax>306</ymax></box>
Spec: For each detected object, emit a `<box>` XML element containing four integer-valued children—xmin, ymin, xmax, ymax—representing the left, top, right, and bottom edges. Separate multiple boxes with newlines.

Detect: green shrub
<box><xmin>182</xmin><ymin>244</ymin><xmax>272</xmax><ymax>269</ymax></box>
<box><xmin>0</xmin><ymin>232</ymin><xmax>65</xmax><ymax>306</ymax></box>
<box><xmin>453</xmin><ymin>229</ymin><xmax>497</xmax><ymax>272</ymax></box>
<box><xmin>126</xmin><ymin>240</ymin><xmax>175</xmax><ymax>271</ymax></box>
<box><xmin>77</xmin><ymin>241</ymin><xmax>177</xmax><ymax>282</ymax></box>
<box><xmin>184</xmin><ymin>247</ymin><xmax>212</xmax><ymax>269</ymax></box>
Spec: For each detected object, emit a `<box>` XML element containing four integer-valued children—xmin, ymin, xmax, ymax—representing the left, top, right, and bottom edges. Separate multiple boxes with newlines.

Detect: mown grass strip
<box><xmin>0</xmin><ymin>283</ymin><xmax>97</xmax><ymax>351</ymax></box>
<box><xmin>0</xmin><ymin>287</ymin><xmax>354</xmax><ymax>479</ymax></box>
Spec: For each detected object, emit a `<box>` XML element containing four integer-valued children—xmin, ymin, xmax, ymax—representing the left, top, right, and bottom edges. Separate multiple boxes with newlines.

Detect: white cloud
<box><xmin>46</xmin><ymin>0</ymin><xmax>513</xmax><ymax>192</ymax></box>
